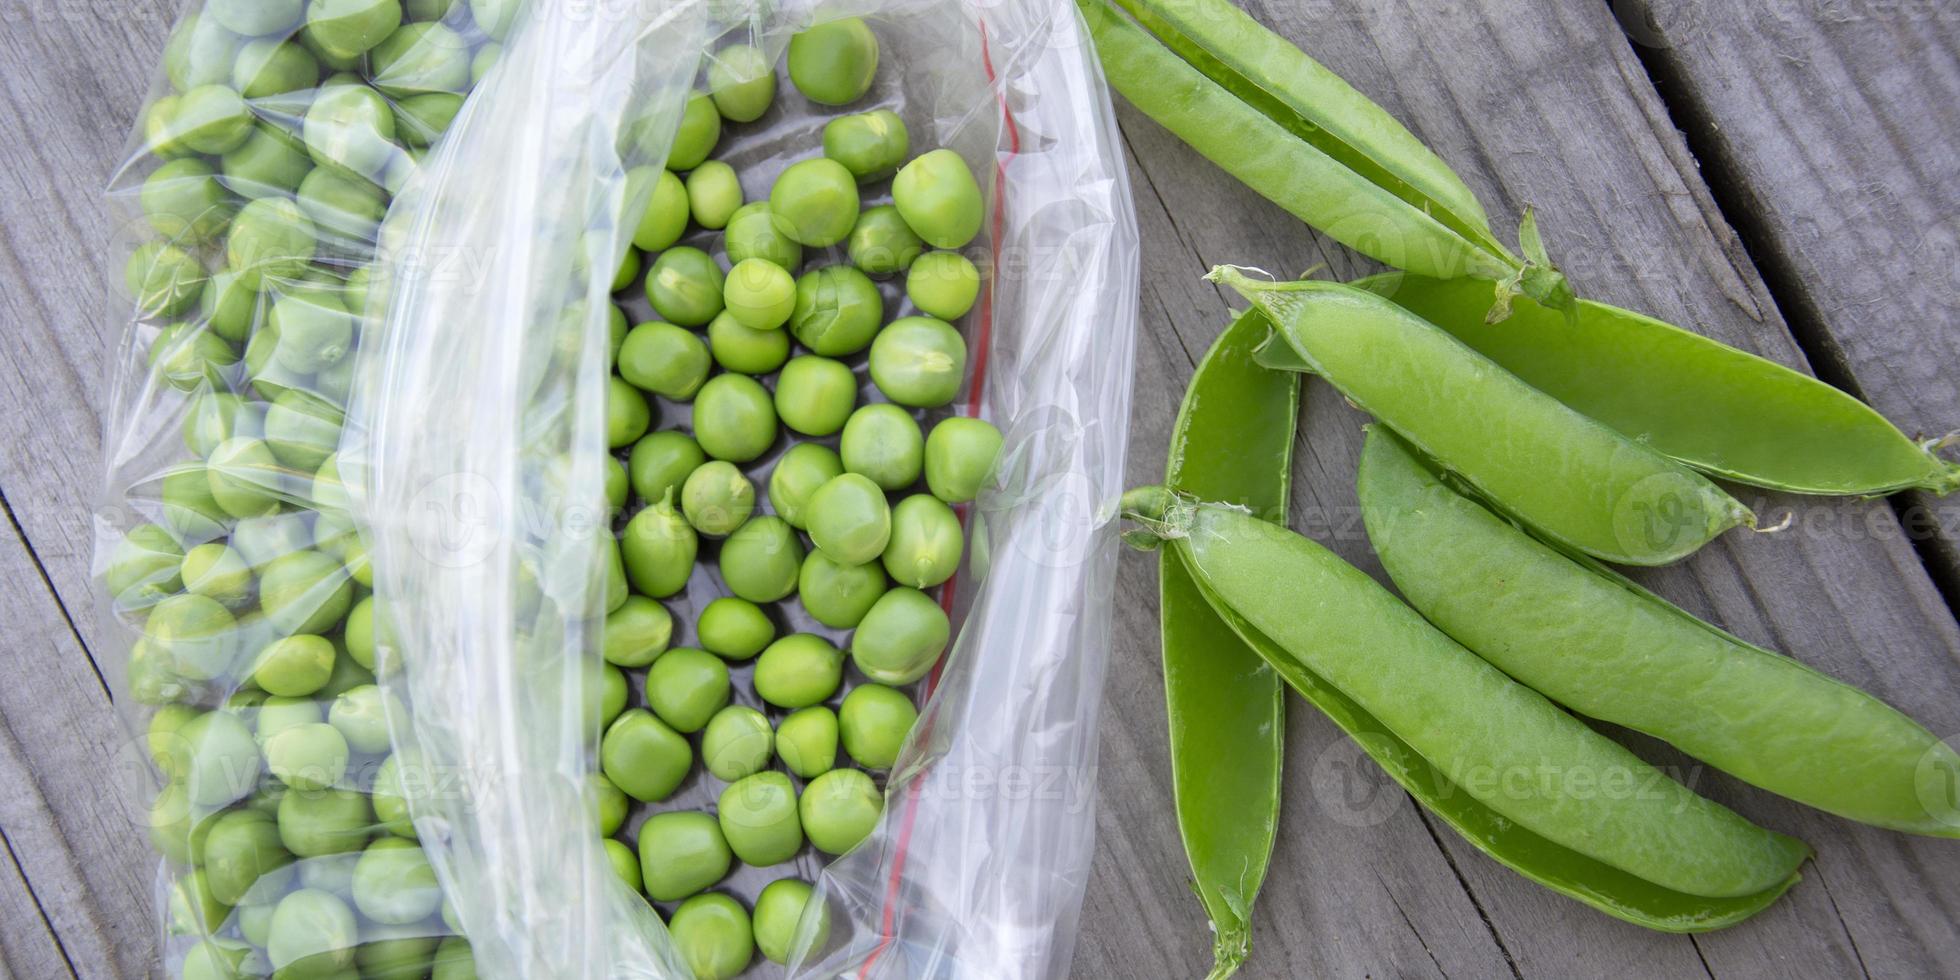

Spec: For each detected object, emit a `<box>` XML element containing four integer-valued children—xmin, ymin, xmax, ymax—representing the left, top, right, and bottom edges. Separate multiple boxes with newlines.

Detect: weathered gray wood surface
<box><xmin>1</xmin><ymin>0</ymin><xmax>1956</xmax><ymax>977</ymax></box>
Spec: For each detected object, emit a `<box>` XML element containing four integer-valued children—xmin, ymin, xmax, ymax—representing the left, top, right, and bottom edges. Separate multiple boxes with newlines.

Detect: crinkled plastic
<box><xmin>96</xmin><ymin>0</ymin><xmax>1136</xmax><ymax>975</ymax></box>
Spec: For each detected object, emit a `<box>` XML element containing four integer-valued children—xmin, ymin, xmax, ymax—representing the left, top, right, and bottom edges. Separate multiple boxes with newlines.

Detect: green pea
<box><xmin>796</xmin><ymin>550</ymin><xmax>887</xmax><ymax>630</ymax></box>
<box><xmin>800</xmin><ymin>768</ymin><xmax>882</xmax><ymax>855</ymax></box>
<box><xmin>404</xmin><ymin>0</ymin><xmax>456</xmax><ymax>20</ymax></box>
<box><xmin>267</xmin><ymin>887</ymin><xmax>359</xmax><ymax>977</ymax></box>
<box><xmin>839</xmin><ymin>684</ymin><xmax>918</xmax><ymax>770</ymax></box>
<box><xmin>605</xmin><ymin>456</ymin><xmax>629</xmax><ymax>511</ymax></box>
<box><xmin>277</xmin><ymin>786</ymin><xmax>373</xmax><ymax>857</ymax></box>
<box><xmin>393</xmin><ymin>91</ymin><xmax>465</xmax><ymax>147</ymax></box>
<box><xmin>769</xmin><ymin>158</ymin><xmax>860</xmax><ymax>248</ymax></box>
<box><xmin>718</xmin><ymin>515</ymin><xmax>804</xmax><ymax>602</ymax></box>
<box><xmin>605</xmin><ymin>537</ymin><xmax>630</xmax><ymax>613</ymax></box>
<box><xmin>148</xmin><ymin>782</ymin><xmax>201</xmax><ymax>863</ymax></box>
<box><xmin>766</xmin><ymin>443</ymin><xmax>843</xmax><ymax>530</ymax></box>
<box><xmin>752</xmin><ymin>634</ymin><xmax>844</xmax><ymax>709</ymax></box>
<box><xmin>227</xmin><ymin>197</ymin><xmax>318</xmax><ymax>288</ymax></box>
<box><xmin>905</xmin><ymin>250</ymin><xmax>980</xmax><ymax>321</ymax></box>
<box><xmin>628</xmin><ymin>430</ymin><xmax>705</xmax><ymax>505</ymax></box>
<box><xmin>369</xmin><ymin>22</ymin><xmax>470</xmax><ymax>96</ymax></box>
<box><xmin>669</xmin><ymin>92</ymin><xmax>723</xmax><ymax>171</ymax></box>
<box><xmin>257</xmin><ymin>695</ymin><xmax>324</xmax><ymax>748</ymax></box>
<box><xmin>264</xmin><ymin>389</ymin><xmax>346</xmax><ymax>470</ymax></box>
<box><xmin>697</xmin><ymin>597</ymin><xmax>776</xmax><ymax>660</ymax></box>
<box><xmin>470</xmin><ymin>43</ymin><xmax>499</xmax><ymax>83</ymax></box>
<box><xmin>260</xmin><ymin>549</ymin><xmax>355</xmax><ymax>635</ymax></box>
<box><xmin>432</xmin><ymin>936</ymin><xmax>477</xmax><ymax>980</ymax></box>
<box><xmin>850</xmin><ymin>586</ymin><xmax>949</xmax><ymax>685</ymax></box>
<box><xmin>230</xmin><ymin>513</ymin><xmax>314</xmax><ymax>571</ymax></box>
<box><xmin>646</xmin><ymin>647</ymin><xmax>730</xmax><ymax>734</ymax></box>
<box><xmin>629</xmin><ymin>167</ymin><xmax>690</xmax><ymax>252</ymax></box>
<box><xmin>148</xmin><ymin>702</ymin><xmax>200</xmax><ymax>778</ymax></box>
<box><xmin>693</xmin><ymin>373</ymin><xmax>778</xmax><ymax>462</ymax></box>
<box><xmin>589</xmin><ymin>772</ymin><xmax>628</xmax><ymax>837</ymax></box>
<box><xmin>869</xmin><ymin>316</ymin><xmax>967</xmax><ymax>407</ymax></box>
<box><xmin>143</xmin><ymin>95</ymin><xmax>195</xmax><ymax>160</ymax></box>
<box><xmin>774</xmin><ymin>706</ymin><xmax>838</xmax><ymax>778</ymax></box>
<box><xmin>329</xmin><ymin>683</ymin><xmax>401</xmax><ymax>753</ymax></box>
<box><xmin>685</xmin><ymin>161</ymin><xmax>743</xmax><ymax>229</ymax></box>
<box><xmin>166</xmin><ymin>868</ymin><xmax>231</xmax><ymax>936</ymax></box>
<box><xmin>701</xmin><ymin>706</ymin><xmax>774</xmax><ymax>781</ymax></box>
<box><xmin>670</xmin><ymin>892</ymin><xmax>755</xmax><ymax>979</ymax></box>
<box><xmin>145</xmin><ymin>592</ymin><xmax>238</xmax><ymax>682</ymax></box>
<box><xmin>232</xmin><ymin>38</ymin><xmax>318</xmax><ymax>98</ymax></box>
<box><xmin>723</xmin><ymin>257</ymin><xmax>798</xmax><ymax>331</ymax></box>
<box><xmin>707</xmin><ymin>310</ymin><xmax>792</xmax><ymax>374</ymax></box>
<box><xmin>924</xmin><ymin>416</ymin><xmax>1002</xmax><ymax>503</ymax></box>
<box><xmin>787</xmin><ymin>17</ymin><xmax>878</xmax><ymax>106</ymax></box>
<box><xmin>882</xmin><ymin>493</ymin><xmax>962</xmax><ymax>589</ymax></box>
<box><xmin>603</xmin><ymin>838</ymin><xmax>642</xmax><ymax>892</ymax></box>
<box><xmin>268</xmin><ymin>289</ymin><xmax>354</xmax><ymax>373</ymax></box>
<box><xmin>753</xmin><ymin>877</ymin><xmax>822</xmax><ymax>965</ymax></box>
<box><xmin>205</xmin><ymin>437</ymin><xmax>286</xmax><ymax>519</ymax></box>
<box><xmin>681</xmin><ymin>460</ymin><xmax>756</xmax><ymax>536</ymax></box>
<box><xmin>607</xmin><ymin>375</ymin><xmax>653</xmax><ymax>448</ymax></box>
<box><xmin>724</xmin><ymin>203</ymin><xmax>803</xmax><ymax>272</ymax></box>
<box><xmin>183</xmin><ymin>938</ymin><xmax>269</xmax><ymax>980</ymax></box>
<box><xmin>201</xmin><ymin>810</ymin><xmax>295</xmax><ymax>905</ymax></box>
<box><xmin>603</xmin><ymin>595</ymin><xmax>673</xmax><ymax>667</ymax></box>
<box><xmin>718</xmin><ymin>771</ymin><xmax>804</xmax><ymax>866</ymax></box>
<box><xmin>126</xmin><ymin>242</ymin><xmax>205</xmax><ymax>316</ymax></box>
<box><xmin>621</xmin><ymin>495</ymin><xmax>697</xmax><ymax>597</ymax></box>
<box><xmin>151</xmin><ymin>325</ymin><xmax>239</xmax><ymax>393</ymax></box>
<box><xmin>221</xmin><ymin>124</ymin><xmax>314</xmax><ymax>199</ymax></box>
<box><xmin>839</xmin><ymin>403</ymin><xmax>924</xmax><ymax>490</ymax></box>
<box><xmin>618</xmin><ymin>321</ymin><xmax>711</xmax><ymax>400</ymax></box>
<box><xmin>252</xmin><ymin>634</ymin><xmax>337</xmax><ymax>697</ymax></box>
<box><xmin>296</xmin><ymin>165</ymin><xmax>386</xmax><ymax>243</ymax></box>
<box><xmin>307</xmin><ymin>0</ymin><xmax>402</xmax><ymax>59</ymax></box>
<box><xmin>373</xmin><ymin>750</ymin><xmax>423</xmax><ymax>838</ymax></box>
<box><xmin>469</xmin><ymin>0</ymin><xmax>518</xmax><ymax>39</ymax></box>
<box><xmin>601</xmin><ymin>709</ymin><xmax>692</xmax><ymax>802</ymax></box>
<box><xmin>319</xmin><ymin>647</ymin><xmax>377</xmax><ymax>699</ymax></box>
<box><xmin>637</xmin><ymin>810</ymin><xmax>731</xmax><ymax>901</ymax></box>
<box><xmin>176</xmin><ymin>83</ymin><xmax>254</xmax><ymax>154</ymax></box>
<box><xmin>893</xmin><ymin>149</ymin><xmax>983</xmax><ymax>249</ymax></box>
<box><xmin>351</xmin><ymin>838</ymin><xmax>441</xmax><ymax>924</ymax></box>
<box><xmin>358</xmin><ymin>931</ymin><xmax>442</xmax><ymax>980</ymax></box>
<box><xmin>142</xmin><ymin>159</ymin><xmax>234</xmax><ymax>244</ymax></box>
<box><xmin>806</xmin><ymin>473</ymin><xmax>891</xmax><ymax>566</ymax></box>
<box><xmin>105</xmin><ymin>523</ymin><xmax>185</xmax><ymax>608</ymax></box>
<box><xmin>296</xmin><ymin>847</ymin><xmax>361</xmax><ymax>895</ymax></box>
<box><xmin>183</xmin><ymin>390</ymin><xmax>261</xmax><ymax>455</ymax></box>
<box><xmin>165</xmin><ymin>13</ymin><xmax>244</xmax><ymax>92</ymax></box>
<box><xmin>704</xmin><ymin>42</ymin><xmax>775</xmax><ymax>120</ymax></box>
<box><xmin>789</xmin><ymin>264</ymin><xmax>883</xmax><ymax>356</ymax></box>
<box><xmin>774</xmin><ymin>355</ymin><xmax>858</xmax><ymax>437</ymax></box>
<box><xmin>823</xmin><ymin>109</ymin><xmax>909</xmax><ymax>183</ymax></box>
<box><xmin>303</xmin><ymin>82</ymin><xmax>399</xmax><ymax>179</ymax></box>
<box><xmin>646</xmin><ymin>246</ymin><xmax>726</xmax><ymax>327</ymax></box>
<box><xmin>847</xmin><ymin>205</ymin><xmax>924</xmax><ymax>277</ymax></box>
<box><xmin>599</xmin><ymin>662</ymin><xmax>628</xmax><ymax>729</ymax></box>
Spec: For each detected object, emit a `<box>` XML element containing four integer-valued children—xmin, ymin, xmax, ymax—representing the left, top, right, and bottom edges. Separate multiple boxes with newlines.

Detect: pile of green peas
<box><xmin>108</xmin><ymin>0</ymin><xmax>516</xmax><ymax>977</ymax></box>
<box><xmin>595</xmin><ymin>16</ymin><xmax>1007</xmax><ymax>977</ymax></box>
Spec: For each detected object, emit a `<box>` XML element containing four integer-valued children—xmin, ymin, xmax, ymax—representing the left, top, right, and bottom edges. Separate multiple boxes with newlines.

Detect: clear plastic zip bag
<box><xmin>96</xmin><ymin>0</ymin><xmax>1137</xmax><ymax>975</ymax></box>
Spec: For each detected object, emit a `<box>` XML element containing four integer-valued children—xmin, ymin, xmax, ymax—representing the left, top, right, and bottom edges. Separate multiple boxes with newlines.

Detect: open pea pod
<box><xmin>1358</xmin><ymin>426</ymin><xmax>1960</xmax><ymax>837</ymax></box>
<box><xmin>1077</xmin><ymin>0</ymin><xmax>1570</xmax><ymax>310</ymax></box>
<box><xmin>1121</xmin><ymin>489</ymin><xmax>1809</xmax><ymax>931</ymax></box>
<box><xmin>1353</xmin><ymin>273</ymin><xmax>1960</xmax><ymax>495</ymax></box>
<box><xmin>1157</xmin><ymin>311</ymin><xmax>1295</xmax><ymax>977</ymax></box>
<box><xmin>1218</xmin><ymin>270</ymin><xmax>1752</xmax><ymax>565</ymax></box>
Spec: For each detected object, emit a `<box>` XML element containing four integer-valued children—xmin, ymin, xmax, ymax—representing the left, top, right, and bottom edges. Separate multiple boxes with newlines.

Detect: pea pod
<box><xmin>1077</xmin><ymin>0</ymin><xmax>1569</xmax><ymax>309</ymax></box>
<box><xmin>1121</xmin><ymin>489</ymin><xmax>1809</xmax><ymax>930</ymax></box>
<box><xmin>1218</xmin><ymin>269</ymin><xmax>1752</xmax><ymax>565</ymax></box>
<box><xmin>1353</xmin><ymin>273</ymin><xmax>1960</xmax><ymax>496</ymax></box>
<box><xmin>1158</xmin><ymin>311</ymin><xmax>1294</xmax><ymax>977</ymax></box>
<box><xmin>1357</xmin><ymin>426</ymin><xmax>1960</xmax><ymax>836</ymax></box>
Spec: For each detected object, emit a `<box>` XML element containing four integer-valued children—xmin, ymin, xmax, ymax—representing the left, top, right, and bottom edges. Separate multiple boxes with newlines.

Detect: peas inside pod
<box><xmin>111</xmin><ymin>5</ymin><xmax>1011</xmax><ymax>975</ymax></box>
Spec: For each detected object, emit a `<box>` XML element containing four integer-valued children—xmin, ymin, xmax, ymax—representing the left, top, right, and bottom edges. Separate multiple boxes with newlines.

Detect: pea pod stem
<box><xmin>1358</xmin><ymin>427</ymin><xmax>1960</xmax><ymax>837</ymax></box>
<box><xmin>1352</xmin><ymin>272</ymin><xmax>1960</xmax><ymax>496</ymax></box>
<box><xmin>1120</xmin><ymin>489</ymin><xmax>1809</xmax><ymax>930</ymax></box>
<box><xmin>1156</xmin><ymin>310</ymin><xmax>1295</xmax><ymax>978</ymax></box>
<box><xmin>1215</xmin><ymin>268</ymin><xmax>1752</xmax><ymax>565</ymax></box>
<box><xmin>1077</xmin><ymin>0</ymin><xmax>1570</xmax><ymax>310</ymax></box>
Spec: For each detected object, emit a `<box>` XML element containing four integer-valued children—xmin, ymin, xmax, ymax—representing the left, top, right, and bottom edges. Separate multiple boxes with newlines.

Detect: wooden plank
<box><xmin>1075</xmin><ymin>1</ymin><xmax>1960</xmax><ymax>977</ymax></box>
<box><xmin>0</xmin><ymin>830</ymin><xmax>79</xmax><ymax>980</ymax></box>
<box><xmin>1617</xmin><ymin>0</ymin><xmax>1960</xmax><ymax>600</ymax></box>
<box><xmin>0</xmin><ymin>507</ymin><xmax>155</xmax><ymax>979</ymax></box>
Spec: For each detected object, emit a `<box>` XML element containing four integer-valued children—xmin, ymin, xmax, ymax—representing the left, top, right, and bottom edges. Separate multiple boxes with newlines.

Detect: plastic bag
<box><xmin>97</xmin><ymin>0</ymin><xmax>1137</xmax><ymax>974</ymax></box>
